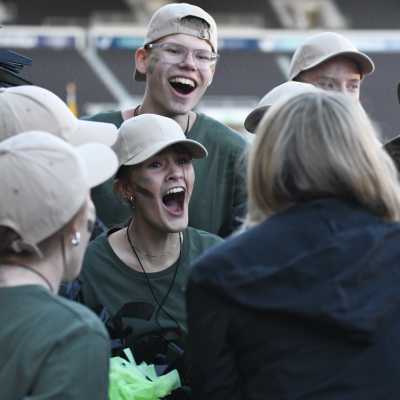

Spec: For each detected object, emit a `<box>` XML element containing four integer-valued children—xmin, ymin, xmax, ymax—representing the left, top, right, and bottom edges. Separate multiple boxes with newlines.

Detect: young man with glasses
<box><xmin>88</xmin><ymin>3</ymin><xmax>247</xmax><ymax>237</ymax></box>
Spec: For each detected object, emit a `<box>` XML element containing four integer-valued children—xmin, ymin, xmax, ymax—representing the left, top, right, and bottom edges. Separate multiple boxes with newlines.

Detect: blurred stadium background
<box><xmin>1</xmin><ymin>0</ymin><xmax>400</xmax><ymax>139</ymax></box>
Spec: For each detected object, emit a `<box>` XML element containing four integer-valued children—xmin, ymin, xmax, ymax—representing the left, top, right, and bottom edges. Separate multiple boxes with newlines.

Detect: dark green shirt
<box><xmin>87</xmin><ymin>111</ymin><xmax>248</xmax><ymax>237</ymax></box>
<box><xmin>0</xmin><ymin>285</ymin><xmax>110</xmax><ymax>399</ymax></box>
<box><xmin>80</xmin><ymin>227</ymin><xmax>222</xmax><ymax>339</ymax></box>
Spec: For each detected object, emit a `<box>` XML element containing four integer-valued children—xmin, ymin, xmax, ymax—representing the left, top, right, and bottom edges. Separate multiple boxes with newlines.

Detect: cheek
<box><xmin>185</xmin><ymin>165</ymin><xmax>195</xmax><ymax>193</ymax></box>
<box><xmin>147</xmin><ymin>54</ymin><xmax>160</xmax><ymax>75</ymax></box>
<box><xmin>134</xmin><ymin>174</ymin><xmax>160</xmax><ymax>199</ymax></box>
<box><xmin>199</xmin><ymin>69</ymin><xmax>213</xmax><ymax>89</ymax></box>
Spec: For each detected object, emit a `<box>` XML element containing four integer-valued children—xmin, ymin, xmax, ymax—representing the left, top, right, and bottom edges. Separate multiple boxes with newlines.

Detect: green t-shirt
<box><xmin>87</xmin><ymin>111</ymin><xmax>248</xmax><ymax>237</ymax></box>
<box><xmin>80</xmin><ymin>226</ymin><xmax>222</xmax><ymax>339</ymax></box>
<box><xmin>0</xmin><ymin>285</ymin><xmax>110</xmax><ymax>399</ymax></box>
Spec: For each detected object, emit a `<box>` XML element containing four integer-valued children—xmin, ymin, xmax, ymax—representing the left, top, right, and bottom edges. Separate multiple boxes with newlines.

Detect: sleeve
<box><xmin>28</xmin><ymin>328</ymin><xmax>111</xmax><ymax>400</ymax></box>
<box><xmin>186</xmin><ymin>278</ymin><xmax>242</xmax><ymax>400</ymax></box>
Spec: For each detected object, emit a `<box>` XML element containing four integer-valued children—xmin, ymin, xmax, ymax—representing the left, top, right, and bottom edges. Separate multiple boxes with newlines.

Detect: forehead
<box><xmin>158</xmin><ymin>33</ymin><xmax>213</xmax><ymax>51</ymax></box>
<box><xmin>312</xmin><ymin>56</ymin><xmax>362</xmax><ymax>79</ymax></box>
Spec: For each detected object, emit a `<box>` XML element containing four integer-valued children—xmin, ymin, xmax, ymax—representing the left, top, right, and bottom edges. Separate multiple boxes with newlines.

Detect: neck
<box><xmin>126</xmin><ymin>219</ymin><xmax>181</xmax><ymax>272</ymax></box>
<box><xmin>130</xmin><ymin>99</ymin><xmax>195</xmax><ymax>133</ymax></box>
<box><xmin>0</xmin><ymin>252</ymin><xmax>64</xmax><ymax>294</ymax></box>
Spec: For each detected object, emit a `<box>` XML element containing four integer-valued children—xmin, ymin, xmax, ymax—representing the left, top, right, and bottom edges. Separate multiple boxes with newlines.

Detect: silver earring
<box><xmin>71</xmin><ymin>231</ymin><xmax>81</xmax><ymax>247</ymax></box>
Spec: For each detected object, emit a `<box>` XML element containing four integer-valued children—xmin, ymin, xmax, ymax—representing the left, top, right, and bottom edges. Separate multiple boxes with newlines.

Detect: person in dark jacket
<box><xmin>186</xmin><ymin>90</ymin><xmax>400</xmax><ymax>400</ymax></box>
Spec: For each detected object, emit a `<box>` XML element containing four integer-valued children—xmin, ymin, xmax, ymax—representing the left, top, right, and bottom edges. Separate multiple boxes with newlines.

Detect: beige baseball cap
<box><xmin>0</xmin><ymin>130</ymin><xmax>118</xmax><ymax>256</ymax></box>
<box><xmin>135</xmin><ymin>2</ymin><xmax>217</xmax><ymax>81</ymax></box>
<box><xmin>244</xmin><ymin>81</ymin><xmax>320</xmax><ymax>133</ymax></box>
<box><xmin>113</xmin><ymin>113</ymin><xmax>207</xmax><ymax>167</ymax></box>
<box><xmin>0</xmin><ymin>85</ymin><xmax>118</xmax><ymax>146</ymax></box>
<box><xmin>288</xmin><ymin>32</ymin><xmax>375</xmax><ymax>81</ymax></box>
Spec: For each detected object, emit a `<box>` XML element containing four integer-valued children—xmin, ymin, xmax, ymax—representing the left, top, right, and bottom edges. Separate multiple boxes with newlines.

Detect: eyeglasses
<box><xmin>145</xmin><ymin>43</ymin><xmax>218</xmax><ymax>68</ymax></box>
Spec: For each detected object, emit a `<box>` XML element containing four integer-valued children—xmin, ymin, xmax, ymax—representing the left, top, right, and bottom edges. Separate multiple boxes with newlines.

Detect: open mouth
<box><xmin>169</xmin><ymin>77</ymin><xmax>196</xmax><ymax>95</ymax></box>
<box><xmin>162</xmin><ymin>187</ymin><xmax>186</xmax><ymax>215</ymax></box>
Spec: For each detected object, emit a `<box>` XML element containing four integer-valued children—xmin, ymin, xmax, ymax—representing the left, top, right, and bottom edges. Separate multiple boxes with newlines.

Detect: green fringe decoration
<box><xmin>109</xmin><ymin>348</ymin><xmax>182</xmax><ymax>400</ymax></box>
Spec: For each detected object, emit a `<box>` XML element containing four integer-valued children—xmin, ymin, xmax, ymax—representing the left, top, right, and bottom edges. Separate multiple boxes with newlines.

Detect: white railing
<box><xmin>2</xmin><ymin>25</ymin><xmax>400</xmax><ymax>53</ymax></box>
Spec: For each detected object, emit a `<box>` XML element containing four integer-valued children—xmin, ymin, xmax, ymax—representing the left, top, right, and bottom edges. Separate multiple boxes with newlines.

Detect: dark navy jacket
<box><xmin>187</xmin><ymin>198</ymin><xmax>400</xmax><ymax>400</ymax></box>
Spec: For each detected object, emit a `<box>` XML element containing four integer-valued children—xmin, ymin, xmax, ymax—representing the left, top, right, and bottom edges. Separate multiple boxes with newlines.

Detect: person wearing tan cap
<box><xmin>79</xmin><ymin>114</ymin><xmax>222</xmax><ymax>370</ymax></box>
<box><xmin>87</xmin><ymin>2</ymin><xmax>247</xmax><ymax>238</ymax></box>
<box><xmin>0</xmin><ymin>85</ymin><xmax>117</xmax><ymax>145</ymax></box>
<box><xmin>288</xmin><ymin>32</ymin><xmax>375</xmax><ymax>99</ymax></box>
<box><xmin>244</xmin><ymin>81</ymin><xmax>320</xmax><ymax>133</ymax></box>
<box><xmin>0</xmin><ymin>131</ymin><xmax>118</xmax><ymax>399</ymax></box>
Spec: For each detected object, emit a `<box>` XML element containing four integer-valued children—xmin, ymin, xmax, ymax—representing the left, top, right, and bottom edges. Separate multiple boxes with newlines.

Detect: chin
<box><xmin>164</xmin><ymin>218</ymin><xmax>188</xmax><ymax>233</ymax></box>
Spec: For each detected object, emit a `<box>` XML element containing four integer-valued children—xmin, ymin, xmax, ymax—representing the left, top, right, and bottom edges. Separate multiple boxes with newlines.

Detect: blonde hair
<box><xmin>246</xmin><ymin>91</ymin><xmax>400</xmax><ymax>226</ymax></box>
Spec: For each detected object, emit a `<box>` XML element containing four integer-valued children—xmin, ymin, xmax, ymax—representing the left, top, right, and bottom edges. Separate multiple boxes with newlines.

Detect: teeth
<box><xmin>165</xmin><ymin>187</ymin><xmax>185</xmax><ymax>196</ymax></box>
<box><xmin>169</xmin><ymin>77</ymin><xmax>195</xmax><ymax>87</ymax></box>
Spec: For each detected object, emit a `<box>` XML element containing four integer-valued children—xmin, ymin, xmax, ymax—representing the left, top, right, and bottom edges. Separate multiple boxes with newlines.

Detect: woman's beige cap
<box><xmin>288</xmin><ymin>32</ymin><xmax>375</xmax><ymax>81</ymax></box>
<box><xmin>135</xmin><ymin>2</ymin><xmax>218</xmax><ymax>81</ymax></box>
<box><xmin>0</xmin><ymin>85</ymin><xmax>117</xmax><ymax>146</ymax></box>
<box><xmin>244</xmin><ymin>82</ymin><xmax>320</xmax><ymax>133</ymax></box>
<box><xmin>113</xmin><ymin>113</ymin><xmax>207</xmax><ymax>167</ymax></box>
<box><xmin>0</xmin><ymin>131</ymin><xmax>118</xmax><ymax>256</ymax></box>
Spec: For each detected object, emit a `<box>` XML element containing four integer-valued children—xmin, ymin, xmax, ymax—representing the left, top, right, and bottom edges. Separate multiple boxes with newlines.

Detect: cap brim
<box><xmin>122</xmin><ymin>139</ymin><xmax>208</xmax><ymax>166</ymax></box>
<box><xmin>300</xmin><ymin>51</ymin><xmax>375</xmax><ymax>79</ymax></box>
<box><xmin>69</xmin><ymin>120</ymin><xmax>118</xmax><ymax>147</ymax></box>
<box><xmin>244</xmin><ymin>106</ymin><xmax>268</xmax><ymax>133</ymax></box>
<box><xmin>76</xmin><ymin>143</ymin><xmax>119</xmax><ymax>188</ymax></box>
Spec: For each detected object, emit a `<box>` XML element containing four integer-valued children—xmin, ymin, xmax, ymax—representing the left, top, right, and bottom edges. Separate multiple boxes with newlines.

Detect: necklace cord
<box><xmin>126</xmin><ymin>221</ymin><xmax>182</xmax><ymax>335</ymax></box>
<box><xmin>184</xmin><ymin>114</ymin><xmax>190</xmax><ymax>136</ymax></box>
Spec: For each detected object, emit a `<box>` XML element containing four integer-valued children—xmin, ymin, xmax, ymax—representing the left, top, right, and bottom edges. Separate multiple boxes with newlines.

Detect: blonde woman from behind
<box><xmin>187</xmin><ymin>91</ymin><xmax>400</xmax><ymax>400</ymax></box>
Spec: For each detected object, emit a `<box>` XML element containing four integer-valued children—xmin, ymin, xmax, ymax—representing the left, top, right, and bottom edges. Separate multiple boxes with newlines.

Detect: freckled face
<box><xmin>298</xmin><ymin>56</ymin><xmax>362</xmax><ymax>99</ymax></box>
<box><xmin>128</xmin><ymin>146</ymin><xmax>195</xmax><ymax>233</ymax></box>
<box><xmin>143</xmin><ymin>34</ymin><xmax>215</xmax><ymax>116</ymax></box>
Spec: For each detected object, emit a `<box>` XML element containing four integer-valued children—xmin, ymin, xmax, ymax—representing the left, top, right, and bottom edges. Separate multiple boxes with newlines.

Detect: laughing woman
<box><xmin>80</xmin><ymin>114</ymin><xmax>223</xmax><ymax>362</ymax></box>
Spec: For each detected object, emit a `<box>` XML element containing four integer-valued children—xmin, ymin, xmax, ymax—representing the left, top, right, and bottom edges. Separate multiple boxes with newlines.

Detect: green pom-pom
<box><xmin>109</xmin><ymin>348</ymin><xmax>182</xmax><ymax>400</ymax></box>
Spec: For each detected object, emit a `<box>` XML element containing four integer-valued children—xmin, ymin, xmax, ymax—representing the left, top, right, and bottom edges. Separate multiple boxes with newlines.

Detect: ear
<box><xmin>113</xmin><ymin>178</ymin><xmax>136</xmax><ymax>203</ymax></box>
<box><xmin>135</xmin><ymin>47</ymin><xmax>149</xmax><ymax>76</ymax></box>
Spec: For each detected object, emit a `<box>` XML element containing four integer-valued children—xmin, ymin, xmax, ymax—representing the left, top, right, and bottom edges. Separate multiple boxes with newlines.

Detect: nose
<box><xmin>339</xmin><ymin>85</ymin><xmax>359</xmax><ymax>99</ymax></box>
<box><xmin>166</xmin><ymin>160</ymin><xmax>184</xmax><ymax>181</ymax></box>
<box><xmin>180</xmin><ymin>49</ymin><xmax>197</xmax><ymax>69</ymax></box>
<box><xmin>338</xmin><ymin>84</ymin><xmax>347</xmax><ymax>94</ymax></box>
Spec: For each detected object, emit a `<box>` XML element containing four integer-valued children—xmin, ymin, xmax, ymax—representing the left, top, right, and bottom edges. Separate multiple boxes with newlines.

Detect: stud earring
<box><xmin>71</xmin><ymin>231</ymin><xmax>81</xmax><ymax>247</ymax></box>
<box><xmin>129</xmin><ymin>195</ymin><xmax>135</xmax><ymax>205</ymax></box>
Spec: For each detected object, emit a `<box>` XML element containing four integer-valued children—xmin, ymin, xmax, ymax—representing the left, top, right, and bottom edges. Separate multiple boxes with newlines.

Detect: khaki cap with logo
<box><xmin>0</xmin><ymin>85</ymin><xmax>118</xmax><ymax>146</ymax></box>
<box><xmin>0</xmin><ymin>131</ymin><xmax>118</xmax><ymax>256</ymax></box>
<box><xmin>288</xmin><ymin>32</ymin><xmax>375</xmax><ymax>81</ymax></box>
<box><xmin>113</xmin><ymin>113</ymin><xmax>207</xmax><ymax>167</ymax></box>
<box><xmin>135</xmin><ymin>2</ymin><xmax>217</xmax><ymax>81</ymax></box>
<box><xmin>244</xmin><ymin>81</ymin><xmax>320</xmax><ymax>133</ymax></box>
